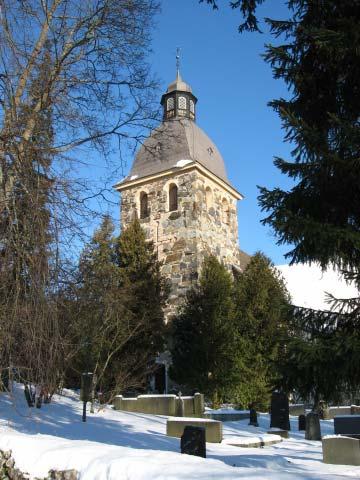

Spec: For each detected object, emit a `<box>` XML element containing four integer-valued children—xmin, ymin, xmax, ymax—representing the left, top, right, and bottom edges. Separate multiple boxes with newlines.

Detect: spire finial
<box><xmin>176</xmin><ymin>47</ymin><xmax>181</xmax><ymax>80</ymax></box>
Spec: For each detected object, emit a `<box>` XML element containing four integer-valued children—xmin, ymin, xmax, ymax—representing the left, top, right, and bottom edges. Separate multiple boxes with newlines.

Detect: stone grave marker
<box><xmin>351</xmin><ymin>405</ymin><xmax>360</xmax><ymax>415</ymax></box>
<box><xmin>298</xmin><ymin>414</ymin><xmax>306</xmax><ymax>431</ymax></box>
<box><xmin>270</xmin><ymin>391</ymin><xmax>290</xmax><ymax>431</ymax></box>
<box><xmin>181</xmin><ymin>426</ymin><xmax>206</xmax><ymax>458</ymax></box>
<box><xmin>248</xmin><ymin>404</ymin><xmax>259</xmax><ymax>427</ymax></box>
<box><xmin>318</xmin><ymin>401</ymin><xmax>330</xmax><ymax>420</ymax></box>
<box><xmin>334</xmin><ymin>415</ymin><xmax>360</xmax><ymax>438</ymax></box>
<box><xmin>305</xmin><ymin>412</ymin><xmax>321</xmax><ymax>440</ymax></box>
<box><xmin>176</xmin><ymin>391</ymin><xmax>185</xmax><ymax>417</ymax></box>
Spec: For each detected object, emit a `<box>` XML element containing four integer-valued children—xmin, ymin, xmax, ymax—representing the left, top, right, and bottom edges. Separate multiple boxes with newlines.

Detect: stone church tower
<box><xmin>115</xmin><ymin>71</ymin><xmax>246</xmax><ymax>319</ymax></box>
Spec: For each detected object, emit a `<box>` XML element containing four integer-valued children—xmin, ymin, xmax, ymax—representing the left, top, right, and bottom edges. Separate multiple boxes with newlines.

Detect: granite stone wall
<box><xmin>0</xmin><ymin>449</ymin><xmax>78</xmax><ymax>479</ymax></box>
<box><xmin>120</xmin><ymin>169</ymin><xmax>242</xmax><ymax>320</ymax></box>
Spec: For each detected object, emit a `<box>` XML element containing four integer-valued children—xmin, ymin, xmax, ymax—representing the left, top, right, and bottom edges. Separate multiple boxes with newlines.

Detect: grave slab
<box><xmin>167</xmin><ymin>417</ymin><xmax>222</xmax><ymax>443</ymax></box>
<box><xmin>322</xmin><ymin>435</ymin><xmax>360</xmax><ymax>466</ymax></box>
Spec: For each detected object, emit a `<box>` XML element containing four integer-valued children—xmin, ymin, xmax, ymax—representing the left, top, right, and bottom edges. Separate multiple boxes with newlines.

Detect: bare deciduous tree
<box><xmin>0</xmin><ymin>0</ymin><xmax>160</xmax><ymax>395</ymax></box>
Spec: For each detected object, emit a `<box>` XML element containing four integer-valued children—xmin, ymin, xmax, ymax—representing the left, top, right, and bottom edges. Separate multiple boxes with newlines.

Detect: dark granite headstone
<box><xmin>249</xmin><ymin>405</ymin><xmax>259</xmax><ymax>427</ymax></box>
<box><xmin>305</xmin><ymin>412</ymin><xmax>321</xmax><ymax>440</ymax></box>
<box><xmin>181</xmin><ymin>426</ymin><xmax>206</xmax><ymax>458</ymax></box>
<box><xmin>270</xmin><ymin>391</ymin><xmax>290</xmax><ymax>431</ymax></box>
<box><xmin>298</xmin><ymin>414</ymin><xmax>306</xmax><ymax>431</ymax></box>
<box><xmin>334</xmin><ymin>415</ymin><xmax>360</xmax><ymax>436</ymax></box>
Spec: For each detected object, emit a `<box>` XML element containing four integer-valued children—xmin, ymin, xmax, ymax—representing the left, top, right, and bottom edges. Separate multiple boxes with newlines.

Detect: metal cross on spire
<box><xmin>176</xmin><ymin>47</ymin><xmax>181</xmax><ymax>79</ymax></box>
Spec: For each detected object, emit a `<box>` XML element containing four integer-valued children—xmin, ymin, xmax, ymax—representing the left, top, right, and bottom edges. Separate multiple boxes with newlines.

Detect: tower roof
<box><xmin>127</xmin><ymin>118</ymin><xmax>229</xmax><ymax>182</ymax></box>
<box><xmin>166</xmin><ymin>71</ymin><xmax>193</xmax><ymax>94</ymax></box>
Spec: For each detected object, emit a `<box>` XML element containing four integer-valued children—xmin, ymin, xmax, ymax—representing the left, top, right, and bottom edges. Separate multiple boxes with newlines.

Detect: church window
<box><xmin>167</xmin><ymin>97</ymin><xmax>174</xmax><ymax>111</ymax></box>
<box><xmin>205</xmin><ymin>187</ymin><xmax>213</xmax><ymax>209</ymax></box>
<box><xmin>140</xmin><ymin>191</ymin><xmax>149</xmax><ymax>219</ymax></box>
<box><xmin>222</xmin><ymin>198</ymin><xmax>230</xmax><ymax>225</ymax></box>
<box><xmin>178</xmin><ymin>96</ymin><xmax>187</xmax><ymax>110</ymax></box>
<box><xmin>169</xmin><ymin>183</ymin><xmax>178</xmax><ymax>211</ymax></box>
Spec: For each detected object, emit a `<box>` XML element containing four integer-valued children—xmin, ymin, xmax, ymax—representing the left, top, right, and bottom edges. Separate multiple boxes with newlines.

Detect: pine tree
<box><xmin>170</xmin><ymin>256</ymin><xmax>239</xmax><ymax>406</ymax></box>
<box><xmin>233</xmin><ymin>252</ymin><xmax>291</xmax><ymax>408</ymax></box>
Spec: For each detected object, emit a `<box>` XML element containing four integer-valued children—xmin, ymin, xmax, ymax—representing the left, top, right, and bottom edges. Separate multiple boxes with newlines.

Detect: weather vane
<box><xmin>176</xmin><ymin>47</ymin><xmax>181</xmax><ymax>77</ymax></box>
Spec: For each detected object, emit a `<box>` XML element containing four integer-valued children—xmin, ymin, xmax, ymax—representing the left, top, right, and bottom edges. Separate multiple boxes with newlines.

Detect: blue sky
<box><xmin>82</xmin><ymin>1</ymin><xmax>296</xmax><ymax>265</ymax></box>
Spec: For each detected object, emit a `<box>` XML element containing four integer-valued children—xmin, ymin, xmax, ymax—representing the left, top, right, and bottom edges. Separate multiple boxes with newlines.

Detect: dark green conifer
<box><xmin>70</xmin><ymin>217</ymin><xmax>168</xmax><ymax>397</ymax></box>
<box><xmin>170</xmin><ymin>256</ymin><xmax>239</xmax><ymax>406</ymax></box>
<box><xmin>233</xmin><ymin>252</ymin><xmax>290</xmax><ymax>408</ymax></box>
<box><xmin>116</xmin><ymin>218</ymin><xmax>168</xmax><ymax>375</ymax></box>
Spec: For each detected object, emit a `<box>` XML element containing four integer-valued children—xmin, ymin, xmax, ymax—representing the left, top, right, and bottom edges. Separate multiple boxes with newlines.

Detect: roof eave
<box><xmin>113</xmin><ymin>162</ymin><xmax>244</xmax><ymax>201</ymax></box>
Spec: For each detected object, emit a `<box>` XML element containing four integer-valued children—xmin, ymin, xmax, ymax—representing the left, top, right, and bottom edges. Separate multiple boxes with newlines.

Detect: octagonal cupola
<box><xmin>161</xmin><ymin>70</ymin><xmax>198</xmax><ymax>122</ymax></box>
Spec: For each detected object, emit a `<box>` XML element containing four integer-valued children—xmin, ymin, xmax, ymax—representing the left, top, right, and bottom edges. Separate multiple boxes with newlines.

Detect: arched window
<box><xmin>205</xmin><ymin>187</ymin><xmax>213</xmax><ymax>209</ymax></box>
<box><xmin>169</xmin><ymin>184</ymin><xmax>178</xmax><ymax>212</ymax></box>
<box><xmin>140</xmin><ymin>191</ymin><xmax>149</xmax><ymax>219</ymax></box>
<box><xmin>222</xmin><ymin>198</ymin><xmax>230</xmax><ymax>225</ymax></box>
<box><xmin>167</xmin><ymin>97</ymin><xmax>174</xmax><ymax>111</ymax></box>
<box><xmin>178</xmin><ymin>96</ymin><xmax>187</xmax><ymax>110</ymax></box>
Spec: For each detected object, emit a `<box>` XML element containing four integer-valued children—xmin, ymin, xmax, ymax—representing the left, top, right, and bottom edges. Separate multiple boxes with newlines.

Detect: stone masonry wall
<box><xmin>0</xmin><ymin>449</ymin><xmax>78</xmax><ymax>479</ymax></box>
<box><xmin>120</xmin><ymin>168</ymin><xmax>241</xmax><ymax>320</ymax></box>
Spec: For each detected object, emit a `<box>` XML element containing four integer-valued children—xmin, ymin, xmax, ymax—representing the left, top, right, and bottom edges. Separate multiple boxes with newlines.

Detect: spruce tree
<box><xmin>203</xmin><ymin>0</ymin><xmax>360</xmax><ymax>269</ymax></box>
<box><xmin>116</xmin><ymin>218</ymin><xmax>168</xmax><ymax>384</ymax></box>
<box><xmin>70</xmin><ymin>217</ymin><xmax>168</xmax><ymax>398</ymax></box>
<box><xmin>71</xmin><ymin>216</ymin><xmax>125</xmax><ymax>394</ymax></box>
<box><xmin>201</xmin><ymin>0</ymin><xmax>360</xmax><ymax>402</ymax></box>
<box><xmin>257</xmin><ymin>1</ymin><xmax>360</xmax><ymax>270</ymax></box>
<box><xmin>170</xmin><ymin>256</ymin><xmax>239</xmax><ymax>406</ymax></box>
<box><xmin>233</xmin><ymin>252</ymin><xmax>291</xmax><ymax>408</ymax></box>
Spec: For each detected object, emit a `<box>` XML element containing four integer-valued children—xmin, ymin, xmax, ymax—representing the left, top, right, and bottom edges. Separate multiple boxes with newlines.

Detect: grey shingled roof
<box><xmin>128</xmin><ymin>118</ymin><xmax>229</xmax><ymax>183</ymax></box>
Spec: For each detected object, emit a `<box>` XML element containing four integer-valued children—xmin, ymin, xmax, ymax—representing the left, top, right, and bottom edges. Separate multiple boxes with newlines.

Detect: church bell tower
<box><xmin>114</xmin><ymin>66</ymin><xmax>245</xmax><ymax>320</ymax></box>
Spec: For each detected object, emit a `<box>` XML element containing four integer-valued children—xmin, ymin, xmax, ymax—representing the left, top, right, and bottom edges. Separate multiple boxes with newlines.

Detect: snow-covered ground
<box><xmin>0</xmin><ymin>386</ymin><xmax>359</xmax><ymax>479</ymax></box>
<box><xmin>276</xmin><ymin>263</ymin><xmax>358</xmax><ymax>311</ymax></box>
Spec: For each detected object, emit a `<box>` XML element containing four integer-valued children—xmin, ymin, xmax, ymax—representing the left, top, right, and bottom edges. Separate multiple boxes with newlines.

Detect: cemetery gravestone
<box><xmin>177</xmin><ymin>391</ymin><xmax>185</xmax><ymax>417</ymax></box>
<box><xmin>318</xmin><ymin>401</ymin><xmax>330</xmax><ymax>420</ymax></box>
<box><xmin>305</xmin><ymin>412</ymin><xmax>321</xmax><ymax>440</ymax></box>
<box><xmin>249</xmin><ymin>404</ymin><xmax>259</xmax><ymax>427</ymax></box>
<box><xmin>351</xmin><ymin>406</ymin><xmax>360</xmax><ymax>415</ymax></box>
<box><xmin>298</xmin><ymin>414</ymin><xmax>306</xmax><ymax>431</ymax></box>
<box><xmin>270</xmin><ymin>391</ymin><xmax>290</xmax><ymax>431</ymax></box>
<box><xmin>334</xmin><ymin>415</ymin><xmax>360</xmax><ymax>438</ymax></box>
<box><xmin>181</xmin><ymin>426</ymin><xmax>206</xmax><ymax>458</ymax></box>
